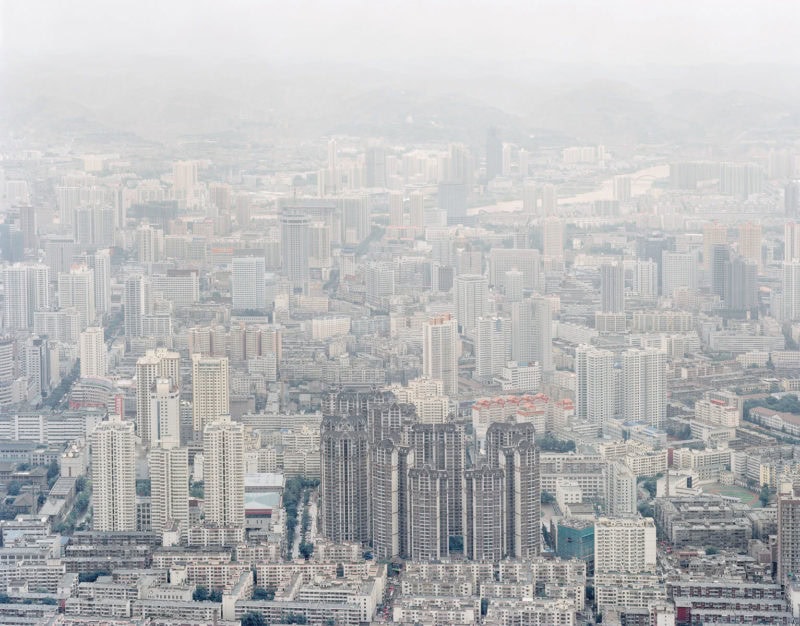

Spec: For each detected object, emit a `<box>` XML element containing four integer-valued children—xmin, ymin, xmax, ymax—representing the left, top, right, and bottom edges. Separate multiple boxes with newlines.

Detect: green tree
<box><xmin>252</xmin><ymin>587</ymin><xmax>275</xmax><ymax>601</ymax></box>
<box><xmin>537</xmin><ymin>434</ymin><xmax>576</xmax><ymax>452</ymax></box>
<box><xmin>481</xmin><ymin>597</ymin><xmax>489</xmax><ymax>616</ymax></box>
<box><xmin>299</xmin><ymin>540</ymin><xmax>314</xmax><ymax>560</ymax></box>
<box><xmin>240</xmin><ymin>612</ymin><xmax>267</xmax><ymax>626</ymax></box>
<box><xmin>760</xmin><ymin>484</ymin><xmax>771</xmax><ymax>507</ymax></box>
<box><xmin>190</xmin><ymin>481</ymin><xmax>204</xmax><ymax>498</ymax></box>
<box><xmin>705</xmin><ymin>546</ymin><xmax>719</xmax><ymax>555</ymax></box>
<box><xmin>6</xmin><ymin>481</ymin><xmax>21</xmax><ymax>496</ymax></box>
<box><xmin>193</xmin><ymin>586</ymin><xmax>209</xmax><ymax>601</ymax></box>
<box><xmin>208</xmin><ymin>590</ymin><xmax>222</xmax><ymax>602</ymax></box>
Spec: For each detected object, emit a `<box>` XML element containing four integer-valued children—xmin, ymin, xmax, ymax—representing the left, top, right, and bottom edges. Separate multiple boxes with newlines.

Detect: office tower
<box><xmin>149</xmin><ymin>445</ymin><xmax>189</xmax><ymax>536</ymax></box>
<box><xmin>338</xmin><ymin>195</ymin><xmax>371</xmax><ymax>244</ymax></box>
<box><xmin>438</xmin><ymin>182</ymin><xmax>467</xmax><ymax>225</ymax></box>
<box><xmin>25</xmin><ymin>264</ymin><xmax>49</xmax><ymax>320</ymax></box>
<box><xmin>661</xmin><ymin>251</ymin><xmax>698</xmax><ymax>297</ymax></box>
<box><xmin>0</xmin><ymin>338</ymin><xmax>14</xmax><ymax>407</ymax></box>
<box><xmin>43</xmin><ymin>235</ymin><xmax>76</xmax><ymax>278</ymax></box>
<box><xmin>464</xmin><ymin>466</ymin><xmax>505</xmax><ymax>561</ymax></box>
<box><xmin>778</xmin><ymin>480</ymin><xmax>800</xmax><ymax>586</ymax></box>
<box><xmin>280</xmin><ymin>211</ymin><xmax>310</xmax><ymax>294</ymax></box>
<box><xmin>88</xmin><ymin>249</ymin><xmax>111</xmax><ymax>315</ymax></box>
<box><xmin>209</xmin><ymin>182</ymin><xmax>232</xmax><ymax>213</ymax></box>
<box><xmin>485</xmin><ymin>422</ymin><xmax>539</xmax><ymax>558</ymax></box>
<box><xmin>623</xmin><ymin>348</ymin><xmax>666</xmax><ymax>428</ymax></box>
<box><xmin>726</xmin><ymin>256</ymin><xmax>758</xmax><ymax>312</ymax></box>
<box><xmin>635</xmin><ymin>260</ymin><xmax>658</xmax><ymax>301</ymax></box>
<box><xmin>703</xmin><ymin>221</ymin><xmax>727</xmax><ymax>270</ymax></box>
<box><xmin>489</xmin><ymin>248</ymin><xmax>541</xmax><ymax>291</ymax></box>
<box><xmin>423</xmin><ymin>314</ymin><xmax>459</xmax><ymax>397</ymax></box>
<box><xmin>365</xmin><ymin>262</ymin><xmax>395</xmax><ymax>309</ymax></box>
<box><xmin>124</xmin><ymin>275</ymin><xmax>152</xmax><ymax>339</ymax></box>
<box><xmin>595</xmin><ymin>517</ymin><xmax>657</xmax><ymax>609</ymax></box>
<box><xmin>738</xmin><ymin>222</ymin><xmax>762</xmax><ymax>271</ymax></box>
<box><xmin>74</xmin><ymin>207</ymin><xmax>114</xmax><ymax>248</ymax></box>
<box><xmin>409</xmin><ymin>191</ymin><xmax>425</xmax><ymax>232</ymax></box>
<box><xmin>542</xmin><ymin>216</ymin><xmax>564</xmax><ymax>259</ymax></box>
<box><xmin>2</xmin><ymin>263</ymin><xmax>49</xmax><ymax>330</ymax></box>
<box><xmin>136</xmin><ymin>348</ymin><xmax>180</xmax><ymax>446</ymax></box>
<box><xmin>486</xmin><ymin>127</ymin><xmax>502</xmax><ymax>181</ymax></box>
<box><xmin>606</xmin><ymin>462</ymin><xmax>637</xmax><ymax>516</ymax></box>
<box><xmin>456</xmin><ymin>245</ymin><xmax>483</xmax><ymax>274</ymax></box>
<box><xmin>405</xmin><ymin>422</ymin><xmax>468</xmax><ymax>559</ymax></box>
<box><xmin>530</xmin><ymin>296</ymin><xmax>554</xmax><ymax>373</ymax></box>
<box><xmin>321</xmin><ymin>415</ymin><xmax>370</xmax><ymax>544</ymax></box>
<box><xmin>388</xmin><ymin>191</ymin><xmax>403</xmax><ymax>228</ymax></box>
<box><xmin>57</xmin><ymin>265</ymin><xmax>95</xmax><ymax>329</ymax></box>
<box><xmin>786</xmin><ymin>181</ymin><xmax>800</xmax><ymax>218</ymax></box>
<box><xmin>173</xmin><ymin>160</ymin><xmax>198</xmax><ymax>208</ymax></box>
<box><xmin>784</xmin><ymin>261</ymin><xmax>800</xmax><ymax>321</ymax></box>
<box><xmin>407</xmin><ymin>467</ymin><xmax>448</xmax><ymax>560</ymax></box>
<box><xmin>518</xmin><ymin>149</ymin><xmax>529</xmax><ymax>177</ymax></box>
<box><xmin>522</xmin><ymin>180</ymin><xmax>537</xmax><ymax>213</ymax></box>
<box><xmin>191</xmin><ymin>354</ymin><xmax>230</xmax><ymax>434</ymax></box>
<box><xmin>504</xmin><ymin>269</ymin><xmax>523</xmax><ymax>302</ymax></box>
<box><xmin>308</xmin><ymin>221</ymin><xmax>331</xmax><ymax>269</ymax></box>
<box><xmin>371</xmin><ymin>438</ymin><xmax>403</xmax><ymax>560</ymax></box>
<box><xmin>501</xmin><ymin>143</ymin><xmax>512</xmax><ymax>176</ymax></box>
<box><xmin>613</xmin><ymin>175</ymin><xmax>632</xmax><ymax>201</ymax></box>
<box><xmin>787</xmin><ymin>222</ymin><xmax>800</xmax><ymax>262</ymax></box>
<box><xmin>600</xmin><ymin>261</ymin><xmax>625</xmax><ymax>313</ymax></box>
<box><xmin>541</xmin><ymin>183</ymin><xmax>557</xmax><ymax>216</ymax></box>
<box><xmin>719</xmin><ymin>162</ymin><xmax>764</xmax><ymax>197</ymax></box>
<box><xmin>137</xmin><ymin>224</ymin><xmax>162</xmax><ymax>263</ymax></box>
<box><xmin>575</xmin><ymin>345</ymin><xmax>615</xmax><ymax>425</ymax></box>
<box><xmin>2</xmin><ymin>265</ymin><xmax>29</xmax><ymax>330</ymax></box>
<box><xmin>18</xmin><ymin>204</ymin><xmax>36</xmax><ymax>251</ymax></box>
<box><xmin>23</xmin><ymin>336</ymin><xmax>48</xmax><ymax>399</ymax></box>
<box><xmin>365</xmin><ymin>146</ymin><xmax>387</xmax><ymax>188</ymax></box>
<box><xmin>454</xmin><ymin>273</ymin><xmax>489</xmax><ymax>336</ymax></box>
<box><xmin>92</xmin><ymin>417</ymin><xmax>136</xmax><ymax>531</ymax></box>
<box><xmin>709</xmin><ymin>243</ymin><xmax>730</xmax><ymax>300</ymax></box>
<box><xmin>203</xmin><ymin>416</ymin><xmax>245</xmax><ymax>527</ymax></box>
<box><xmin>150</xmin><ymin>377</ymin><xmax>180</xmax><ymax>448</ymax></box>
<box><xmin>231</xmin><ymin>252</ymin><xmax>267</xmax><ymax>313</ymax></box>
<box><xmin>511</xmin><ymin>296</ymin><xmax>553</xmax><ymax>373</ymax></box>
<box><xmin>79</xmin><ymin>327</ymin><xmax>107</xmax><ymax>378</ymax></box>
<box><xmin>0</xmin><ymin>222</ymin><xmax>23</xmax><ymax>263</ymax></box>
<box><xmin>474</xmin><ymin>316</ymin><xmax>510</xmax><ymax>382</ymax></box>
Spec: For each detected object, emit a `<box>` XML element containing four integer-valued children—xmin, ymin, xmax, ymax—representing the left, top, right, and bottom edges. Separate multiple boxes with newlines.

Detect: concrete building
<box><xmin>149</xmin><ymin>445</ymin><xmax>189</xmax><ymax>537</ymax></box>
<box><xmin>575</xmin><ymin>345</ymin><xmax>615</xmax><ymax>426</ymax></box>
<box><xmin>231</xmin><ymin>252</ymin><xmax>267</xmax><ymax>313</ymax></box>
<box><xmin>79</xmin><ymin>327</ymin><xmax>107</xmax><ymax>379</ymax></box>
<box><xmin>92</xmin><ymin>418</ymin><xmax>136</xmax><ymax>531</ymax></box>
<box><xmin>124</xmin><ymin>275</ymin><xmax>152</xmax><ymax>339</ymax></box>
<box><xmin>191</xmin><ymin>355</ymin><xmax>230</xmax><ymax>435</ymax></box>
<box><xmin>453</xmin><ymin>273</ymin><xmax>488</xmax><ymax>337</ymax></box>
<box><xmin>422</xmin><ymin>314</ymin><xmax>459</xmax><ymax>397</ymax></box>
<box><xmin>203</xmin><ymin>417</ymin><xmax>245</xmax><ymax>528</ymax></box>
<box><xmin>594</xmin><ymin>517</ymin><xmax>658</xmax><ymax>613</ymax></box>
<box><xmin>136</xmin><ymin>349</ymin><xmax>180</xmax><ymax>447</ymax></box>
<box><xmin>58</xmin><ymin>265</ymin><xmax>95</xmax><ymax>329</ymax></box>
<box><xmin>320</xmin><ymin>415</ymin><xmax>370</xmax><ymax>545</ymax></box>
<box><xmin>623</xmin><ymin>348</ymin><xmax>666</xmax><ymax>429</ymax></box>
<box><xmin>280</xmin><ymin>210</ymin><xmax>310</xmax><ymax>295</ymax></box>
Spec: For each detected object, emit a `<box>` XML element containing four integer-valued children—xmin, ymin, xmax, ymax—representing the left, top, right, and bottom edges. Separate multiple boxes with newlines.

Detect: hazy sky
<box><xmin>2</xmin><ymin>0</ymin><xmax>799</xmax><ymax>68</ymax></box>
